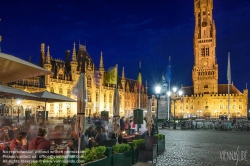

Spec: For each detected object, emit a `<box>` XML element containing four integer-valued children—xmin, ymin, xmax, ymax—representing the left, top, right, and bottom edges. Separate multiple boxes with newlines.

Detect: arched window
<box><xmin>50</xmin><ymin>87</ymin><xmax>54</xmax><ymax>93</ymax></box>
<box><xmin>59</xmin><ymin>88</ymin><xmax>63</xmax><ymax>95</ymax></box>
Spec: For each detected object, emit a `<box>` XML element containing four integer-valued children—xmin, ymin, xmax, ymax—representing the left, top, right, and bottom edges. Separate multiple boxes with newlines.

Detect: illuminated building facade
<box><xmin>171</xmin><ymin>0</ymin><xmax>248</xmax><ymax>119</ymax></box>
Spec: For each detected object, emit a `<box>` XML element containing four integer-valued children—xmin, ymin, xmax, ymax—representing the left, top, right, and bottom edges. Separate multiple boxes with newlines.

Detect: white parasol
<box><xmin>146</xmin><ymin>99</ymin><xmax>154</xmax><ymax>136</ymax></box>
<box><xmin>113</xmin><ymin>87</ymin><xmax>120</xmax><ymax>140</ymax></box>
<box><xmin>73</xmin><ymin>73</ymin><xmax>87</xmax><ymax>155</ymax></box>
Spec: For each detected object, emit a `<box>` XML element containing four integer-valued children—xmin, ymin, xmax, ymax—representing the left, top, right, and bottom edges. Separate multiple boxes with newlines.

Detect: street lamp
<box><xmin>17</xmin><ymin>99</ymin><xmax>21</xmax><ymax>123</ymax></box>
<box><xmin>155</xmin><ymin>85</ymin><xmax>161</xmax><ymax>134</ymax></box>
<box><xmin>167</xmin><ymin>87</ymin><xmax>183</xmax><ymax>129</ymax></box>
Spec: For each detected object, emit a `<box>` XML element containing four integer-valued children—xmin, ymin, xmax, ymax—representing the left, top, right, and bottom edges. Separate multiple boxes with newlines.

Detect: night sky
<box><xmin>1</xmin><ymin>0</ymin><xmax>250</xmax><ymax>95</ymax></box>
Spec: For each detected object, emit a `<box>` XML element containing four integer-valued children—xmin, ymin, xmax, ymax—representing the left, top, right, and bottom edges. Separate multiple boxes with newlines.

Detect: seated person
<box><xmin>29</xmin><ymin>128</ymin><xmax>51</xmax><ymax>151</ymax></box>
<box><xmin>84</xmin><ymin>125</ymin><xmax>95</xmax><ymax>138</ymax></box>
<box><xmin>94</xmin><ymin>127</ymin><xmax>107</xmax><ymax>146</ymax></box>
<box><xmin>10</xmin><ymin>131</ymin><xmax>27</xmax><ymax>151</ymax></box>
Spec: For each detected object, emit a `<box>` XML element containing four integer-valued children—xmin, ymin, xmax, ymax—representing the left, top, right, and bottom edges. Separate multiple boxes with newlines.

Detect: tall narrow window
<box><xmin>87</xmin><ymin>76</ymin><xmax>91</xmax><ymax>87</ymax></box>
<box><xmin>96</xmin><ymin>92</ymin><xmax>99</xmax><ymax>102</ymax></box>
<box><xmin>50</xmin><ymin>87</ymin><xmax>54</xmax><ymax>93</ymax></box>
<box><xmin>109</xmin><ymin>93</ymin><xmax>112</xmax><ymax>103</ymax></box>
<box><xmin>201</xmin><ymin>48</ymin><xmax>205</xmax><ymax>56</ymax></box>
<box><xmin>205</xmin><ymin>48</ymin><xmax>209</xmax><ymax>56</ymax></box>
<box><xmin>59</xmin><ymin>88</ymin><xmax>63</xmax><ymax>95</ymax></box>
<box><xmin>67</xmin><ymin>89</ymin><xmax>71</xmax><ymax>98</ymax></box>
<box><xmin>104</xmin><ymin>93</ymin><xmax>106</xmax><ymax>103</ymax></box>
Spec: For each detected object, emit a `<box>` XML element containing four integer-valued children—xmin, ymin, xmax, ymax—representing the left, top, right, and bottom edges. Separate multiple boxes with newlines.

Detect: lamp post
<box><xmin>155</xmin><ymin>85</ymin><xmax>161</xmax><ymax>134</ymax></box>
<box><xmin>167</xmin><ymin>87</ymin><xmax>183</xmax><ymax>129</ymax></box>
<box><xmin>17</xmin><ymin>99</ymin><xmax>21</xmax><ymax>123</ymax></box>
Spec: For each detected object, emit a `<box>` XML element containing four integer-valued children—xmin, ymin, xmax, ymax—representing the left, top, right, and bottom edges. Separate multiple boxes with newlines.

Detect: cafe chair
<box><xmin>138</xmin><ymin>135</ymin><xmax>158</xmax><ymax>164</ymax></box>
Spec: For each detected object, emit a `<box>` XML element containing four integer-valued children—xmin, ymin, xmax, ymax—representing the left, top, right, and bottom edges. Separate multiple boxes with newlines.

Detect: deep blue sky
<box><xmin>1</xmin><ymin>0</ymin><xmax>250</xmax><ymax>95</ymax></box>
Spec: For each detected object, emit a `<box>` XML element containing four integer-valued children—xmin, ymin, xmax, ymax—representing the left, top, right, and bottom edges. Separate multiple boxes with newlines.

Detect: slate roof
<box><xmin>180</xmin><ymin>84</ymin><xmax>242</xmax><ymax>96</ymax></box>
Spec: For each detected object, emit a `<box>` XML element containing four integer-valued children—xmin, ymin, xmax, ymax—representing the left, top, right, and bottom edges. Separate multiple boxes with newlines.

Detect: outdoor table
<box><xmin>122</xmin><ymin>135</ymin><xmax>135</xmax><ymax>143</ymax></box>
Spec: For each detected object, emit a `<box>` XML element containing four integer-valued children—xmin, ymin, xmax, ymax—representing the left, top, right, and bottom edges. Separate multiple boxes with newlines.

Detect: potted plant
<box><xmin>112</xmin><ymin>143</ymin><xmax>132</xmax><ymax>166</ymax></box>
<box><xmin>131</xmin><ymin>139</ymin><xmax>145</xmax><ymax>164</ymax></box>
<box><xmin>155</xmin><ymin>134</ymin><xmax>165</xmax><ymax>153</ymax></box>
<box><xmin>80</xmin><ymin>146</ymin><xmax>111</xmax><ymax>166</ymax></box>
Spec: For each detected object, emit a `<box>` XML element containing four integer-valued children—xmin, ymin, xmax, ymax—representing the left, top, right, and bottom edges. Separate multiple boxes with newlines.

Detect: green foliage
<box><xmin>81</xmin><ymin>146</ymin><xmax>106</xmax><ymax>163</ymax></box>
<box><xmin>112</xmin><ymin>143</ymin><xmax>131</xmax><ymax>154</ymax></box>
<box><xmin>27</xmin><ymin>156</ymin><xmax>67</xmax><ymax>166</ymax></box>
<box><xmin>155</xmin><ymin>134</ymin><xmax>164</xmax><ymax>140</ymax></box>
<box><xmin>132</xmin><ymin>139</ymin><xmax>145</xmax><ymax>149</ymax></box>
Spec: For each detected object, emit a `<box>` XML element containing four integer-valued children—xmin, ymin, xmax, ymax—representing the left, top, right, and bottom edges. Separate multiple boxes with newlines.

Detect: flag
<box><xmin>94</xmin><ymin>70</ymin><xmax>101</xmax><ymax>86</ymax></box>
<box><xmin>105</xmin><ymin>66</ymin><xmax>117</xmax><ymax>85</ymax></box>
<box><xmin>227</xmin><ymin>52</ymin><xmax>231</xmax><ymax>84</ymax></box>
<box><xmin>166</xmin><ymin>56</ymin><xmax>171</xmax><ymax>82</ymax></box>
<box><xmin>137</xmin><ymin>62</ymin><xmax>142</xmax><ymax>90</ymax></box>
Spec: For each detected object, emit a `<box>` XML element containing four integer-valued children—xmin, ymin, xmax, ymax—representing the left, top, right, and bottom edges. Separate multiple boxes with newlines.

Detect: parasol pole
<box><xmin>43</xmin><ymin>99</ymin><xmax>47</xmax><ymax>125</ymax></box>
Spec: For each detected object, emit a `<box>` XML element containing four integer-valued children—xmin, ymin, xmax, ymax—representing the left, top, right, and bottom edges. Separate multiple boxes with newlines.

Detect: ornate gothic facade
<box><xmin>1</xmin><ymin>43</ymin><xmax>148</xmax><ymax>118</ymax></box>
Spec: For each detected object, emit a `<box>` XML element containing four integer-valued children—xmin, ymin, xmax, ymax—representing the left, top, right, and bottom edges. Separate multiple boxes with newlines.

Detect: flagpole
<box><xmin>138</xmin><ymin>62</ymin><xmax>141</xmax><ymax>109</ymax></box>
<box><xmin>227</xmin><ymin>52</ymin><xmax>231</xmax><ymax>121</ymax></box>
<box><xmin>167</xmin><ymin>56</ymin><xmax>171</xmax><ymax>121</ymax></box>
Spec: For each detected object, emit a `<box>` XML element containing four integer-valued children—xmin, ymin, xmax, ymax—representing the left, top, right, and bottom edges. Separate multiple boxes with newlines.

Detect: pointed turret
<box><xmin>40</xmin><ymin>43</ymin><xmax>45</xmax><ymax>67</ymax></box>
<box><xmin>99</xmin><ymin>51</ymin><xmax>104</xmax><ymax>68</ymax></box>
<box><xmin>72</xmin><ymin>42</ymin><xmax>77</xmax><ymax>62</ymax></box>
<box><xmin>121</xmin><ymin>66</ymin><xmax>126</xmax><ymax>90</ymax></box>
<box><xmin>99</xmin><ymin>51</ymin><xmax>105</xmax><ymax>84</ymax></box>
<box><xmin>70</xmin><ymin>42</ymin><xmax>78</xmax><ymax>82</ymax></box>
<box><xmin>122</xmin><ymin>66</ymin><xmax>125</xmax><ymax>79</ymax></box>
<box><xmin>44</xmin><ymin>45</ymin><xmax>52</xmax><ymax>86</ymax></box>
<box><xmin>46</xmin><ymin>45</ymin><xmax>51</xmax><ymax>64</ymax></box>
<box><xmin>145</xmin><ymin>80</ymin><xmax>148</xmax><ymax>94</ymax></box>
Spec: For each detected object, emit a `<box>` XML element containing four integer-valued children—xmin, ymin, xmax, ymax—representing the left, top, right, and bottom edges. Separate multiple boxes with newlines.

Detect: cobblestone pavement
<box><xmin>134</xmin><ymin>129</ymin><xmax>250</xmax><ymax>166</ymax></box>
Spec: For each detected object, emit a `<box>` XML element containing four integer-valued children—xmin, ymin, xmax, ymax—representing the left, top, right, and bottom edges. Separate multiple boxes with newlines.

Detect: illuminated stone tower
<box><xmin>192</xmin><ymin>0</ymin><xmax>218</xmax><ymax>94</ymax></box>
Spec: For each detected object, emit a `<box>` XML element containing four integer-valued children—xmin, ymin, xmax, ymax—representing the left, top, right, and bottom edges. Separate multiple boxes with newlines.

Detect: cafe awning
<box><xmin>0</xmin><ymin>52</ymin><xmax>52</xmax><ymax>84</ymax></box>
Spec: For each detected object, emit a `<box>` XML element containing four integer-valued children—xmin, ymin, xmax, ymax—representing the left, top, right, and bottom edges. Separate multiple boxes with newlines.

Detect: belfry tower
<box><xmin>192</xmin><ymin>0</ymin><xmax>218</xmax><ymax>94</ymax></box>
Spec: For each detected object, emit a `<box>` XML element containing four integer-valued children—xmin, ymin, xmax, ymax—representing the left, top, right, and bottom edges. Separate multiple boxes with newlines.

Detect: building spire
<box><xmin>46</xmin><ymin>45</ymin><xmax>51</xmax><ymax>63</ymax></box>
<box><xmin>99</xmin><ymin>51</ymin><xmax>104</xmax><ymax>68</ymax></box>
<box><xmin>72</xmin><ymin>42</ymin><xmax>76</xmax><ymax>61</ymax></box>
<box><xmin>122</xmin><ymin>66</ymin><xmax>125</xmax><ymax>79</ymax></box>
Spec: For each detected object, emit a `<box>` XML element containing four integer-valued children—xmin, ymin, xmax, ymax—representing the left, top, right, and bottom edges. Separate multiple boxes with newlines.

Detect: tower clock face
<box><xmin>203</xmin><ymin>61</ymin><xmax>207</xmax><ymax>66</ymax></box>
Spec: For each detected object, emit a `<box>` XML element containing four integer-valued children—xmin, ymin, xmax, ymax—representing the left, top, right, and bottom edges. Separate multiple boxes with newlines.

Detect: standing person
<box><xmin>120</xmin><ymin>117</ymin><xmax>125</xmax><ymax>131</ymax></box>
<box><xmin>124</xmin><ymin>118</ymin><xmax>131</xmax><ymax>135</ymax></box>
<box><xmin>28</xmin><ymin>128</ymin><xmax>51</xmax><ymax>151</ymax></box>
<box><xmin>130</xmin><ymin>119</ymin><xmax>136</xmax><ymax>134</ymax></box>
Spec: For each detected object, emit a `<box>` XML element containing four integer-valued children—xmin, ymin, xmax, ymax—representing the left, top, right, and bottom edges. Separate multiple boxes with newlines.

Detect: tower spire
<box><xmin>46</xmin><ymin>45</ymin><xmax>50</xmax><ymax>64</ymax></box>
<box><xmin>72</xmin><ymin>42</ymin><xmax>76</xmax><ymax>61</ymax></box>
<box><xmin>99</xmin><ymin>51</ymin><xmax>104</xmax><ymax>68</ymax></box>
